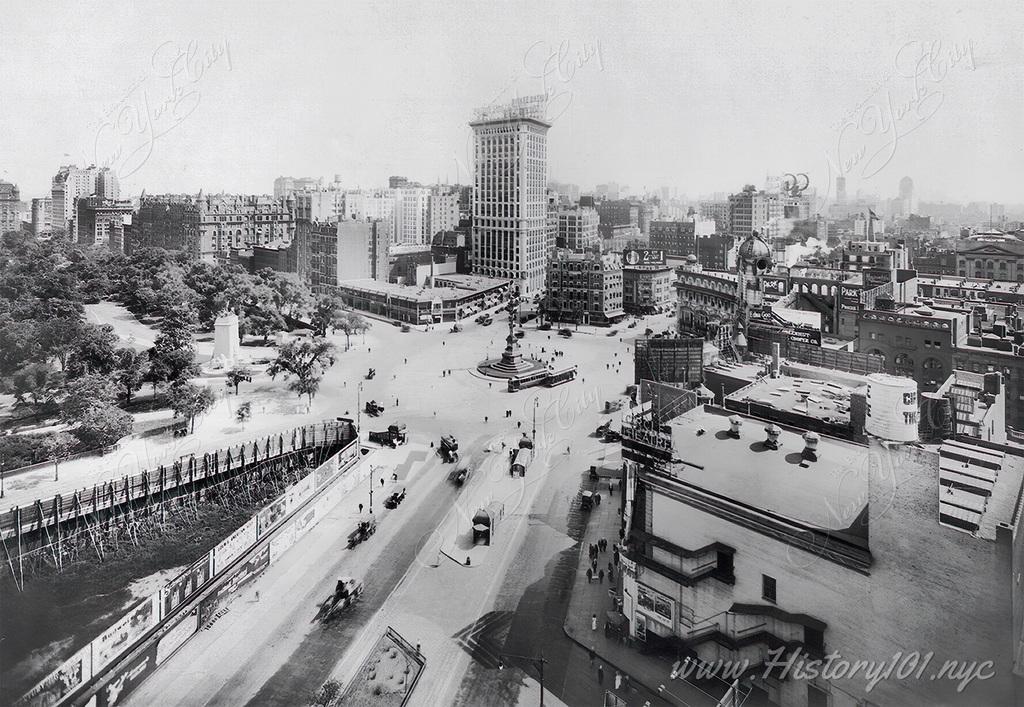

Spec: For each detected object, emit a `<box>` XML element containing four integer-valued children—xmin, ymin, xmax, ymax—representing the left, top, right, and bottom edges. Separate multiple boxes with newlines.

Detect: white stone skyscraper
<box><xmin>470</xmin><ymin>95</ymin><xmax>550</xmax><ymax>294</ymax></box>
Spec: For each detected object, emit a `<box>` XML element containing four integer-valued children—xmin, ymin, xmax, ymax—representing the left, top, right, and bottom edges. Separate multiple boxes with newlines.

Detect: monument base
<box><xmin>477</xmin><ymin>354</ymin><xmax>548</xmax><ymax>380</ymax></box>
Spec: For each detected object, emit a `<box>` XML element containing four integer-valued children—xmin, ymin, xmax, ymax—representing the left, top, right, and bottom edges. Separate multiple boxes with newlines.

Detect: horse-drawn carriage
<box><xmin>347</xmin><ymin>519</ymin><xmax>377</xmax><ymax>548</ymax></box>
<box><xmin>383</xmin><ymin>488</ymin><xmax>406</xmax><ymax>509</ymax></box>
<box><xmin>319</xmin><ymin>576</ymin><xmax>363</xmax><ymax>622</ymax></box>
<box><xmin>439</xmin><ymin>434</ymin><xmax>459</xmax><ymax>463</ymax></box>
<box><xmin>365</xmin><ymin>400</ymin><xmax>384</xmax><ymax>417</ymax></box>
<box><xmin>366</xmin><ymin>368</ymin><xmax>376</xmax><ymax>379</ymax></box>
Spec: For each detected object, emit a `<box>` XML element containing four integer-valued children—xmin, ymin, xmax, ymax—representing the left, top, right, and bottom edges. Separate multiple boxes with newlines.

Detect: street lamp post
<box><xmin>369</xmin><ymin>464</ymin><xmax>375</xmax><ymax>514</ymax></box>
<box><xmin>498</xmin><ymin>651</ymin><xmax>548</xmax><ymax>706</ymax></box>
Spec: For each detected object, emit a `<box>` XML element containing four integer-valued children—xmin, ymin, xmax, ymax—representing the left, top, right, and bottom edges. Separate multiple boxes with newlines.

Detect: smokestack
<box><xmin>771</xmin><ymin>343</ymin><xmax>781</xmax><ymax>378</ymax></box>
<box><xmin>802</xmin><ymin>431</ymin><xmax>820</xmax><ymax>461</ymax></box>
<box><xmin>728</xmin><ymin>415</ymin><xmax>743</xmax><ymax>439</ymax></box>
<box><xmin>764</xmin><ymin>424</ymin><xmax>781</xmax><ymax>450</ymax></box>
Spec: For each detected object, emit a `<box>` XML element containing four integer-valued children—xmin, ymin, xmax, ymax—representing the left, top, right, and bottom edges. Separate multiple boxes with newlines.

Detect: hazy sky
<box><xmin>2</xmin><ymin>1</ymin><xmax>1021</xmax><ymax>204</ymax></box>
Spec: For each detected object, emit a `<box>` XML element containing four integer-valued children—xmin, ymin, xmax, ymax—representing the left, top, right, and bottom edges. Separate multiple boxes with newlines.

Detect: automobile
<box><xmin>538</xmin><ymin>323</ymin><xmax>552</xmax><ymax>331</ymax></box>
<box><xmin>392</xmin><ymin>320</ymin><xmax>402</xmax><ymax>327</ymax></box>
<box><xmin>627</xmin><ymin>321</ymin><xmax>638</xmax><ymax>328</ymax></box>
<box><xmin>606</xmin><ymin>329</ymin><xmax>617</xmax><ymax>337</ymax></box>
<box><xmin>401</xmin><ymin>324</ymin><xmax>411</xmax><ymax>332</ymax></box>
<box><xmin>481</xmin><ymin>318</ymin><xmax>493</xmax><ymax>326</ymax></box>
<box><xmin>644</xmin><ymin>328</ymin><xmax>654</xmax><ymax>336</ymax></box>
<box><xmin>558</xmin><ymin>328</ymin><xmax>573</xmax><ymax>337</ymax></box>
<box><xmin>604</xmin><ymin>429</ymin><xmax>622</xmax><ymax>443</ymax></box>
<box><xmin>514</xmin><ymin>329</ymin><xmax>526</xmax><ymax>339</ymax></box>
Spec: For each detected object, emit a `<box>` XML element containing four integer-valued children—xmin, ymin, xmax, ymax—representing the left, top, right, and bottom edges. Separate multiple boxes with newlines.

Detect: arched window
<box><xmin>894</xmin><ymin>353</ymin><xmax>914</xmax><ymax>376</ymax></box>
<box><xmin>923</xmin><ymin>357</ymin><xmax>943</xmax><ymax>372</ymax></box>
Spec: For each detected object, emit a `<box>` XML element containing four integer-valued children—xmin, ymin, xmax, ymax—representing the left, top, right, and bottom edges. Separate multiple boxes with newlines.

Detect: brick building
<box><xmin>544</xmin><ymin>249</ymin><xmax>624</xmax><ymax>326</ymax></box>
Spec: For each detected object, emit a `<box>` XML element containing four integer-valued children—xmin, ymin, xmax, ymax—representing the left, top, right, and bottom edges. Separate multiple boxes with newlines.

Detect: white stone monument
<box><xmin>211</xmin><ymin>312</ymin><xmax>241</xmax><ymax>369</ymax></box>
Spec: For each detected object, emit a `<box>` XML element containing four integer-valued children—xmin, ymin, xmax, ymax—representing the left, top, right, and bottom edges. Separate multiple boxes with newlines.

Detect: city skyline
<box><xmin>2</xmin><ymin>1</ymin><xmax>1022</xmax><ymax>205</ymax></box>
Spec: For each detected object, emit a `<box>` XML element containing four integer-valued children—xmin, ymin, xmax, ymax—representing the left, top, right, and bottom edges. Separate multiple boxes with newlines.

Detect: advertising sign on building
<box><xmin>636</xmin><ymin>584</ymin><xmax>674</xmax><ymax>627</ymax></box>
<box><xmin>213</xmin><ymin>516</ymin><xmax>258</xmax><ymax>575</ymax></box>
<box><xmin>634</xmin><ymin>337</ymin><xmax>704</xmax><ymax>385</ymax></box>
<box><xmin>161</xmin><ymin>553</ymin><xmax>212</xmax><ymax>619</ymax></box>
<box><xmin>92</xmin><ymin>594</ymin><xmax>159</xmax><ymax>672</ymax></box>
<box><xmin>761</xmin><ymin>277</ymin><xmax>787</xmax><ymax>296</ymax></box>
<box><xmin>257</xmin><ymin>495</ymin><xmax>288</xmax><ymax>537</ymax></box>
<box><xmin>863</xmin><ymin>269</ymin><xmax>891</xmax><ymax>288</ymax></box>
<box><xmin>269</xmin><ymin>521</ymin><xmax>298</xmax><ymax>561</ymax></box>
<box><xmin>96</xmin><ymin>642</ymin><xmax>159</xmax><ymax>707</ymax></box>
<box><xmin>787</xmin><ymin>327</ymin><xmax>822</xmax><ymax>346</ymax></box>
<box><xmin>156</xmin><ymin>609</ymin><xmax>198</xmax><ymax>666</ymax></box>
<box><xmin>17</xmin><ymin>644</ymin><xmax>92</xmax><ymax>707</ymax></box>
<box><xmin>622</xmin><ymin>249</ymin><xmax>666</xmax><ymax>267</ymax></box>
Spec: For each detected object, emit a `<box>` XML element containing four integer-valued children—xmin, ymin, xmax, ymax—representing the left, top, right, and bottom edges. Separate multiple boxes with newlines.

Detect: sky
<box><xmin>2</xmin><ymin>1</ymin><xmax>1022</xmax><ymax>205</ymax></box>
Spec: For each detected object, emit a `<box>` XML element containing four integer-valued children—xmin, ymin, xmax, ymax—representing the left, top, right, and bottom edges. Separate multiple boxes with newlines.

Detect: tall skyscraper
<box><xmin>0</xmin><ymin>181</ymin><xmax>21</xmax><ymax>236</ymax></box>
<box><xmin>470</xmin><ymin>95</ymin><xmax>551</xmax><ymax>294</ymax></box>
<box><xmin>899</xmin><ymin>175</ymin><xmax>914</xmax><ymax>215</ymax></box>
<box><xmin>835</xmin><ymin>175</ymin><xmax>847</xmax><ymax>204</ymax></box>
<box><xmin>51</xmin><ymin>165</ymin><xmax>111</xmax><ymax>231</ymax></box>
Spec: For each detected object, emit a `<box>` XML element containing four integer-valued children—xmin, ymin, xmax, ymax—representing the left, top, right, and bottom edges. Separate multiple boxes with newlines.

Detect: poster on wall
<box><xmin>314</xmin><ymin>453</ymin><xmax>341</xmax><ymax>490</ymax></box>
<box><xmin>161</xmin><ymin>554</ymin><xmax>212</xmax><ymax>619</ymax></box>
<box><xmin>293</xmin><ymin>504</ymin><xmax>318</xmax><ymax>540</ymax></box>
<box><xmin>200</xmin><ymin>546</ymin><xmax>271</xmax><ymax>625</ymax></box>
<box><xmin>213</xmin><ymin>517</ymin><xmax>258</xmax><ymax>574</ymax></box>
<box><xmin>92</xmin><ymin>595</ymin><xmax>159</xmax><ymax>672</ymax></box>
<box><xmin>257</xmin><ymin>496</ymin><xmax>288</xmax><ymax>537</ymax></box>
<box><xmin>156</xmin><ymin>609</ymin><xmax>199</xmax><ymax>666</ymax></box>
<box><xmin>96</xmin><ymin>642</ymin><xmax>159</xmax><ymax>707</ymax></box>
<box><xmin>269</xmin><ymin>522</ymin><xmax>298</xmax><ymax>561</ymax></box>
<box><xmin>288</xmin><ymin>473</ymin><xmax>314</xmax><ymax>509</ymax></box>
<box><xmin>17</xmin><ymin>643</ymin><xmax>92</xmax><ymax>707</ymax></box>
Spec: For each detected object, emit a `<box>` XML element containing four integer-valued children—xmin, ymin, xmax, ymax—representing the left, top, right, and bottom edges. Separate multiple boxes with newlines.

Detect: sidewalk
<box><xmin>562</xmin><ymin>478</ymin><xmax>724</xmax><ymax>707</ymax></box>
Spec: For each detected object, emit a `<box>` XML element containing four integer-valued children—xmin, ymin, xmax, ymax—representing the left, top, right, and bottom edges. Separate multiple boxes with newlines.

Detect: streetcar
<box><xmin>508</xmin><ymin>369</ymin><xmax>550</xmax><ymax>392</ymax></box>
<box><xmin>544</xmin><ymin>366</ymin><xmax>578</xmax><ymax>388</ymax></box>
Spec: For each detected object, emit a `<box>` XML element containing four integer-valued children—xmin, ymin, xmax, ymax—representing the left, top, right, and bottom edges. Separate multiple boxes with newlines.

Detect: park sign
<box><xmin>622</xmin><ymin>249</ymin><xmax>666</xmax><ymax>267</ymax></box>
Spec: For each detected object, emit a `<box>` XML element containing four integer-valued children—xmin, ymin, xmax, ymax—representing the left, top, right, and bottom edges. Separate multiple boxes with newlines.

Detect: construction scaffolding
<box><xmin>0</xmin><ymin>420</ymin><xmax>355</xmax><ymax>591</ymax></box>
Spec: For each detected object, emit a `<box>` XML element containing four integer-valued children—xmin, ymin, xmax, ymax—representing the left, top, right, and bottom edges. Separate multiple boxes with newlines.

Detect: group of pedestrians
<box><xmin>585</xmin><ymin>538</ymin><xmax>614</xmax><ymax>584</ymax></box>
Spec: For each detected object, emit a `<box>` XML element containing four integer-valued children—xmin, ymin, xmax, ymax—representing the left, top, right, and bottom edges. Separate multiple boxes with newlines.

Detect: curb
<box><xmin>560</xmin><ymin>623</ymin><xmax>672</xmax><ymax>704</ymax></box>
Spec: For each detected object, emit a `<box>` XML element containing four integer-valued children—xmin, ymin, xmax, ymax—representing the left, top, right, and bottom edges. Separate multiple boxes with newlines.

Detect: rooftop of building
<box><xmin>665</xmin><ymin>406</ymin><xmax>870</xmax><ymax>533</ymax></box>
<box><xmin>675</xmin><ymin>269</ymin><xmax>738</xmax><ymax>283</ymax></box>
<box><xmin>934</xmin><ymin>438</ymin><xmax>1024</xmax><ymax>539</ymax></box>
<box><xmin>726</xmin><ymin>371</ymin><xmax>859</xmax><ymax>428</ymax></box>
<box><xmin>337</xmin><ymin>276</ymin><xmax>507</xmax><ymax>302</ymax></box>
<box><xmin>430</xmin><ymin>273</ymin><xmax>509</xmax><ymax>291</ymax></box>
<box><xmin>918</xmin><ymin>275</ymin><xmax>1024</xmax><ymax>294</ymax></box>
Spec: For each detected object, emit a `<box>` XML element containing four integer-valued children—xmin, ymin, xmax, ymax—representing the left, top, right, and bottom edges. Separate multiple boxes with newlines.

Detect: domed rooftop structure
<box><xmin>686</xmin><ymin>253</ymin><xmax>697</xmax><ymax>262</ymax></box>
<box><xmin>737</xmin><ymin>231</ymin><xmax>773</xmax><ymax>270</ymax></box>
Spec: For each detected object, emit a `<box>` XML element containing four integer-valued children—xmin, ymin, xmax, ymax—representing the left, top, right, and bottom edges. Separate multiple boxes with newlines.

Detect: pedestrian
<box><xmin>255</xmin><ymin>590</ymin><xmax>260</xmax><ymax>602</ymax></box>
<box><xmin>614</xmin><ymin>551</ymin><xmax>619</xmax><ymax>566</ymax></box>
<box><xmin>591</xmin><ymin>560</ymin><xmax>597</xmax><ymax>574</ymax></box>
<box><xmin>599</xmin><ymin>569</ymin><xmax>604</xmax><ymax>583</ymax></box>
<box><xmin>615</xmin><ymin>671</ymin><xmax>622</xmax><ymax>690</ymax></box>
<box><xmin>567</xmin><ymin>445</ymin><xmax>571</xmax><ymax>455</ymax></box>
<box><xmin>358</xmin><ymin>503</ymin><xmax>364</xmax><ymax>513</ymax></box>
<box><xmin>586</xmin><ymin>568</ymin><xmax>592</xmax><ymax>583</ymax></box>
<box><xmin>404</xmin><ymin>358</ymin><xmax>407</xmax><ymax>364</ymax></box>
<box><xmin>619</xmin><ymin>528</ymin><xmax>625</xmax><ymax>541</ymax></box>
<box><xmin>380</xmin><ymin>478</ymin><xmax>384</xmax><ymax>487</ymax></box>
<box><xmin>485</xmin><ymin>416</ymin><xmax>488</xmax><ymax>423</ymax></box>
<box><xmin>517</xmin><ymin>421</ymin><xmax>522</xmax><ymax>429</ymax></box>
<box><xmin>624</xmin><ymin>674</ymin><xmax>631</xmax><ymax>690</ymax></box>
<box><xmin>396</xmin><ymin>398</ymin><xmax>399</xmax><ymax>406</ymax></box>
<box><xmin>392</xmin><ymin>473</ymin><xmax>398</xmax><ymax>482</ymax></box>
<box><xmin>597</xmin><ymin>664</ymin><xmax>604</xmax><ymax>685</ymax></box>
<box><xmin>609</xmin><ymin>566</ymin><xmax>615</xmax><ymax>581</ymax></box>
<box><xmin>608</xmin><ymin>561</ymin><xmax>614</xmax><ymax>574</ymax></box>
<box><xmin>592</xmin><ymin>614</ymin><xmax>598</xmax><ymax>631</ymax></box>
<box><xmin>588</xmin><ymin>646</ymin><xmax>596</xmax><ymax>665</ymax></box>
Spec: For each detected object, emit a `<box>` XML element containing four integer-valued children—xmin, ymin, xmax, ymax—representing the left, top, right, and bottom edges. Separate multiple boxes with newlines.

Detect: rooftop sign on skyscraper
<box><xmin>472</xmin><ymin>95</ymin><xmax>549</xmax><ymax>124</ymax></box>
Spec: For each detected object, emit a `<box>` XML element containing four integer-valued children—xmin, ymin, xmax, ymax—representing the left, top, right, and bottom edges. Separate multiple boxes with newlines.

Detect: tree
<box><xmin>267</xmin><ymin>338</ymin><xmax>337</xmax><ymax>405</ymax></box>
<box><xmin>310</xmin><ymin>296</ymin><xmax>341</xmax><ymax>337</ymax></box>
<box><xmin>38</xmin><ymin>317</ymin><xmax>86</xmax><ymax>371</ymax></box>
<box><xmin>114</xmin><ymin>348</ymin><xmax>150</xmax><ymax>405</ymax></box>
<box><xmin>148</xmin><ymin>347</ymin><xmax>199</xmax><ymax>391</ymax></box>
<box><xmin>246</xmin><ymin>307</ymin><xmax>287</xmax><ymax>344</ymax></box>
<box><xmin>66</xmin><ymin>323</ymin><xmax>119</xmax><ymax>378</ymax></box>
<box><xmin>168</xmin><ymin>380</ymin><xmax>217</xmax><ymax>433</ymax></box>
<box><xmin>333</xmin><ymin>311</ymin><xmax>370</xmax><ymax>351</ymax></box>
<box><xmin>45</xmin><ymin>432</ymin><xmax>77</xmax><ymax>481</ymax></box>
<box><xmin>226</xmin><ymin>366</ymin><xmax>253</xmax><ymax>395</ymax></box>
<box><xmin>61</xmin><ymin>374</ymin><xmax>118</xmax><ymax>423</ymax></box>
<box><xmin>11</xmin><ymin>362</ymin><xmax>62</xmax><ymax>408</ymax></box>
<box><xmin>0</xmin><ymin>315</ymin><xmax>40</xmax><ymax>377</ymax></box>
<box><xmin>235</xmin><ymin>401</ymin><xmax>252</xmax><ymax>426</ymax></box>
<box><xmin>256</xmin><ymin>269</ymin><xmax>312</xmax><ymax>318</ymax></box>
<box><xmin>72</xmin><ymin>404</ymin><xmax>132</xmax><ymax>449</ymax></box>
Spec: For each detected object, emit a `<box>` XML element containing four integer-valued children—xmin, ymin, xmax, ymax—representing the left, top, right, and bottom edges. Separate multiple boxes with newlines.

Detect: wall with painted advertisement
<box><xmin>16</xmin><ymin>643</ymin><xmax>92</xmax><ymax>707</ymax></box>
<box><xmin>95</xmin><ymin>642</ymin><xmax>158</xmax><ymax>707</ymax></box>
<box><xmin>314</xmin><ymin>448</ymin><xmax>342</xmax><ymax>489</ymax></box>
<box><xmin>91</xmin><ymin>595</ymin><xmax>159</xmax><ymax>673</ymax></box>
<box><xmin>199</xmin><ymin>545</ymin><xmax>271</xmax><ymax>625</ymax></box>
<box><xmin>636</xmin><ymin>583</ymin><xmax>675</xmax><ymax>631</ymax></box>
<box><xmin>213</xmin><ymin>516</ymin><xmax>258</xmax><ymax>575</ymax></box>
<box><xmin>155</xmin><ymin>609</ymin><xmax>198</xmax><ymax>666</ymax></box>
<box><xmin>160</xmin><ymin>554</ymin><xmax>212</xmax><ymax>619</ymax></box>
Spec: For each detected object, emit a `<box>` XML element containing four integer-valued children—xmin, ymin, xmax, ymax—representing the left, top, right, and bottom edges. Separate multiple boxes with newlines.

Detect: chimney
<box><xmin>728</xmin><ymin>415</ymin><xmax>743</xmax><ymax>439</ymax></box>
<box><xmin>802</xmin><ymin>431</ymin><xmax>820</xmax><ymax>461</ymax></box>
<box><xmin>764</xmin><ymin>424</ymin><xmax>781</xmax><ymax>450</ymax></box>
<box><xmin>771</xmin><ymin>343</ymin><xmax>781</xmax><ymax>378</ymax></box>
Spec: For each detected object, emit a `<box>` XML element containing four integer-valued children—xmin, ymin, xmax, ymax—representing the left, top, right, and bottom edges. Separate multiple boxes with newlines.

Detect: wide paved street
<box><xmin>120</xmin><ymin>310</ymin><xmax>673</xmax><ymax>706</ymax></box>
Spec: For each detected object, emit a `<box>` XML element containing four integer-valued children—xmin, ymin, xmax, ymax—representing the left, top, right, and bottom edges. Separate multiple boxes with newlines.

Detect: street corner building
<box><xmin>616</xmin><ymin>369</ymin><xmax>1024</xmax><ymax>707</ymax></box>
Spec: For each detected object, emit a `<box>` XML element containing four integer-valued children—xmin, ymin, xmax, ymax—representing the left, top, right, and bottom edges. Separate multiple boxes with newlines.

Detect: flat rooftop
<box><xmin>936</xmin><ymin>439</ymin><xmax>1024</xmax><ymax>539</ymax></box>
<box><xmin>727</xmin><ymin>374</ymin><xmax>857</xmax><ymax>426</ymax></box>
<box><xmin>337</xmin><ymin>277</ymin><xmax>505</xmax><ymax>302</ymax></box>
<box><xmin>431</xmin><ymin>273</ymin><xmax>509</xmax><ymax>291</ymax></box>
<box><xmin>667</xmin><ymin>407</ymin><xmax>869</xmax><ymax>532</ymax></box>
